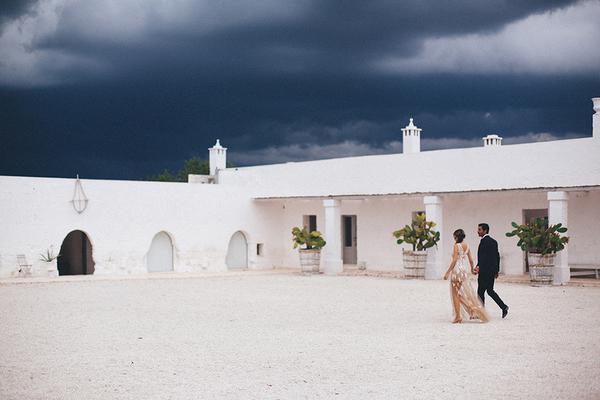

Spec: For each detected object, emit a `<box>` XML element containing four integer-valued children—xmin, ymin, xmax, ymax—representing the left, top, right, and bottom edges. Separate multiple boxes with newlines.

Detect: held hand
<box><xmin>472</xmin><ymin>266</ymin><xmax>479</xmax><ymax>275</ymax></box>
<box><xmin>495</xmin><ymin>272</ymin><xmax>499</xmax><ymax>279</ymax></box>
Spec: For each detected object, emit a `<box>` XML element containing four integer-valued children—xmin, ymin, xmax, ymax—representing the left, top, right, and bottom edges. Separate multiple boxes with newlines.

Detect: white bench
<box><xmin>17</xmin><ymin>254</ymin><xmax>32</xmax><ymax>277</ymax></box>
<box><xmin>570</xmin><ymin>264</ymin><xmax>600</xmax><ymax>279</ymax></box>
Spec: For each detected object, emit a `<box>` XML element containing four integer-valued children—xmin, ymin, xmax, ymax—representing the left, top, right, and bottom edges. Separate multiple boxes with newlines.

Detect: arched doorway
<box><xmin>147</xmin><ymin>231</ymin><xmax>174</xmax><ymax>272</ymax></box>
<box><xmin>226</xmin><ymin>231</ymin><xmax>248</xmax><ymax>269</ymax></box>
<box><xmin>58</xmin><ymin>230</ymin><xmax>95</xmax><ymax>275</ymax></box>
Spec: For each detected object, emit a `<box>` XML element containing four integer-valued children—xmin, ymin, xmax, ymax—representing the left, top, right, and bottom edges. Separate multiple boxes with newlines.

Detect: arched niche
<box><xmin>58</xmin><ymin>230</ymin><xmax>95</xmax><ymax>275</ymax></box>
<box><xmin>147</xmin><ymin>231</ymin><xmax>174</xmax><ymax>272</ymax></box>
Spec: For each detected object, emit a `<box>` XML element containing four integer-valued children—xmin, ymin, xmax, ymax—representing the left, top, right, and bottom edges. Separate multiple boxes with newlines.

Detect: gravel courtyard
<box><xmin>1</xmin><ymin>273</ymin><xmax>599</xmax><ymax>399</ymax></box>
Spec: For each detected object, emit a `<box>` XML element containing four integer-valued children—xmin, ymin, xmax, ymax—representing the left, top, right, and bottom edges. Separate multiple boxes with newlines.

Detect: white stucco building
<box><xmin>2</xmin><ymin>98</ymin><xmax>600</xmax><ymax>284</ymax></box>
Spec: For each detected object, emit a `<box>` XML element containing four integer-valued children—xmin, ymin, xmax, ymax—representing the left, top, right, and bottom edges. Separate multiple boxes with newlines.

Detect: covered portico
<box><xmin>316</xmin><ymin>195</ymin><xmax>446</xmax><ymax>278</ymax></box>
<box><xmin>255</xmin><ymin>186</ymin><xmax>600</xmax><ymax>284</ymax></box>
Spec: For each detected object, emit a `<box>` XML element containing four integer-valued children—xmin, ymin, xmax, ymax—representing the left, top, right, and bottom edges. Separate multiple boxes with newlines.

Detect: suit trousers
<box><xmin>477</xmin><ymin>274</ymin><xmax>507</xmax><ymax>310</ymax></box>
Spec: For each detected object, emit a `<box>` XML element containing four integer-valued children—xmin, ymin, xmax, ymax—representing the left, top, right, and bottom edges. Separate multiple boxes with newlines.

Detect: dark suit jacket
<box><xmin>477</xmin><ymin>235</ymin><xmax>500</xmax><ymax>277</ymax></box>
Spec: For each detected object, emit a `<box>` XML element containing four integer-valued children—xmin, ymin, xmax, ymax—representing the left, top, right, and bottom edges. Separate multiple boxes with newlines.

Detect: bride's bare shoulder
<box><xmin>454</xmin><ymin>242</ymin><xmax>468</xmax><ymax>252</ymax></box>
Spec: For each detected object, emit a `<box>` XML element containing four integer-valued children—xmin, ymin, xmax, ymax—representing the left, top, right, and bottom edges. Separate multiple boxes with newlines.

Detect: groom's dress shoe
<box><xmin>502</xmin><ymin>306</ymin><xmax>509</xmax><ymax>319</ymax></box>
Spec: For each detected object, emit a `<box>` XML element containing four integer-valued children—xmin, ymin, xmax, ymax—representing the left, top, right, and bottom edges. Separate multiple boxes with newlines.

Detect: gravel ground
<box><xmin>1</xmin><ymin>273</ymin><xmax>599</xmax><ymax>400</ymax></box>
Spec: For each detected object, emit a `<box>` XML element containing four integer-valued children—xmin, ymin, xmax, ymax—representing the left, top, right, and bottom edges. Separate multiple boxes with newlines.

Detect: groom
<box><xmin>474</xmin><ymin>223</ymin><xmax>509</xmax><ymax>318</ymax></box>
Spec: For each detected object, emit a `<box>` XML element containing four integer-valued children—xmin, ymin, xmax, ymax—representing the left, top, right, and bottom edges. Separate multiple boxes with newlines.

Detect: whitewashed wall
<box><xmin>0</xmin><ymin>176</ymin><xmax>282</xmax><ymax>277</ymax></box>
<box><xmin>568</xmin><ymin>190</ymin><xmax>600</xmax><ymax>265</ymax></box>
<box><xmin>3</xmin><ymin>175</ymin><xmax>596</xmax><ymax>278</ymax></box>
<box><xmin>355</xmin><ymin>197</ymin><xmax>425</xmax><ymax>271</ymax></box>
<box><xmin>443</xmin><ymin>191</ymin><xmax>547</xmax><ymax>275</ymax></box>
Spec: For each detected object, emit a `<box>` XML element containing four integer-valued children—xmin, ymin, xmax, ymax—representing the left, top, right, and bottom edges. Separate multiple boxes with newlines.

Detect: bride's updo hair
<box><xmin>453</xmin><ymin>229</ymin><xmax>466</xmax><ymax>243</ymax></box>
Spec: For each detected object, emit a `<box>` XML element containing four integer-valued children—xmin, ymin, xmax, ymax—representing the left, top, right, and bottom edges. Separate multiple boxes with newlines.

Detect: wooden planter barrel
<box><xmin>528</xmin><ymin>253</ymin><xmax>555</xmax><ymax>286</ymax></box>
<box><xmin>299</xmin><ymin>249</ymin><xmax>321</xmax><ymax>274</ymax></box>
<box><xmin>403</xmin><ymin>250</ymin><xmax>427</xmax><ymax>279</ymax></box>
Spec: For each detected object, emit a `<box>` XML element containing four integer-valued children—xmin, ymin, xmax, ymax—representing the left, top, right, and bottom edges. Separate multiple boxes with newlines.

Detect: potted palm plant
<box><xmin>393</xmin><ymin>212</ymin><xmax>440</xmax><ymax>278</ymax></box>
<box><xmin>505</xmin><ymin>218</ymin><xmax>569</xmax><ymax>286</ymax></box>
<box><xmin>292</xmin><ymin>226</ymin><xmax>326</xmax><ymax>274</ymax></box>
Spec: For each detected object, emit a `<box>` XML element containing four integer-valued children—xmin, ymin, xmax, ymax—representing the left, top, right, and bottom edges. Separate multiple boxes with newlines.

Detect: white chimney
<box><xmin>208</xmin><ymin>139</ymin><xmax>227</xmax><ymax>176</ymax></box>
<box><xmin>402</xmin><ymin>118</ymin><xmax>421</xmax><ymax>154</ymax></box>
<box><xmin>593</xmin><ymin>97</ymin><xmax>600</xmax><ymax>139</ymax></box>
<box><xmin>482</xmin><ymin>134</ymin><xmax>502</xmax><ymax>147</ymax></box>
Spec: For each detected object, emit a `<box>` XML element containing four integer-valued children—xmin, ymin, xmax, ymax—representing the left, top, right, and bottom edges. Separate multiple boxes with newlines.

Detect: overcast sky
<box><xmin>1</xmin><ymin>0</ymin><xmax>599</xmax><ymax>179</ymax></box>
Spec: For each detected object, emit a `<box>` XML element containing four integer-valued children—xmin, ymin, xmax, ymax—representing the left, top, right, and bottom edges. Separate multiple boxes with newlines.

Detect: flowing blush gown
<box><xmin>450</xmin><ymin>243</ymin><xmax>489</xmax><ymax>323</ymax></box>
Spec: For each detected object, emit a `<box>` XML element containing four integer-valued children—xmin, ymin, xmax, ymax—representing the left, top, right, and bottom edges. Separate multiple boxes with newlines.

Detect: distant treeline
<box><xmin>146</xmin><ymin>157</ymin><xmax>233</xmax><ymax>182</ymax></box>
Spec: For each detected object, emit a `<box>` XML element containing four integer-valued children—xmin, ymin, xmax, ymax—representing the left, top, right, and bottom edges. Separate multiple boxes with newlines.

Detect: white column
<box><xmin>592</xmin><ymin>98</ymin><xmax>600</xmax><ymax>139</ymax></box>
<box><xmin>548</xmin><ymin>191</ymin><xmax>569</xmax><ymax>285</ymax></box>
<box><xmin>424</xmin><ymin>195</ymin><xmax>444</xmax><ymax>280</ymax></box>
<box><xmin>322</xmin><ymin>199</ymin><xmax>343</xmax><ymax>275</ymax></box>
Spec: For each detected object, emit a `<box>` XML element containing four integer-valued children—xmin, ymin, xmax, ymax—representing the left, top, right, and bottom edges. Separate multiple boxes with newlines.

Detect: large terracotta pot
<box><xmin>403</xmin><ymin>250</ymin><xmax>427</xmax><ymax>279</ymax></box>
<box><xmin>528</xmin><ymin>253</ymin><xmax>555</xmax><ymax>286</ymax></box>
<box><xmin>299</xmin><ymin>249</ymin><xmax>321</xmax><ymax>274</ymax></box>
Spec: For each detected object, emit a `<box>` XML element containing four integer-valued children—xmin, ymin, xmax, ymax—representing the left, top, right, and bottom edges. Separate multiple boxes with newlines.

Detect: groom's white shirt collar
<box><xmin>481</xmin><ymin>234</ymin><xmax>489</xmax><ymax>240</ymax></box>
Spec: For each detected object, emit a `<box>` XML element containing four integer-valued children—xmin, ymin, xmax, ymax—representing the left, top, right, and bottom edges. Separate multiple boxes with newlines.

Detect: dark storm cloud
<box><xmin>0</xmin><ymin>0</ymin><xmax>598</xmax><ymax>179</ymax></box>
<box><xmin>23</xmin><ymin>0</ymin><xmax>580</xmax><ymax>82</ymax></box>
<box><xmin>0</xmin><ymin>0</ymin><xmax>36</xmax><ymax>24</ymax></box>
<box><xmin>253</xmin><ymin>0</ymin><xmax>576</xmax><ymax>59</ymax></box>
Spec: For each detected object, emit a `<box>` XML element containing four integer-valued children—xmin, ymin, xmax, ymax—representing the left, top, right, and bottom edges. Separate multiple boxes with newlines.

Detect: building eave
<box><xmin>252</xmin><ymin>184</ymin><xmax>600</xmax><ymax>201</ymax></box>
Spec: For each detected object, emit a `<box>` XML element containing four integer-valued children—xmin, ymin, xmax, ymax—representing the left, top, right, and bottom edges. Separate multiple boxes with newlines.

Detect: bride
<box><xmin>443</xmin><ymin>229</ymin><xmax>489</xmax><ymax>323</ymax></box>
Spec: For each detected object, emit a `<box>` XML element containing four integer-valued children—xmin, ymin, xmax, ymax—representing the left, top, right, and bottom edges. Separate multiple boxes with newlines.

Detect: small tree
<box><xmin>148</xmin><ymin>169</ymin><xmax>178</xmax><ymax>182</ymax></box>
<box><xmin>176</xmin><ymin>157</ymin><xmax>210</xmax><ymax>181</ymax></box>
<box><xmin>146</xmin><ymin>156</ymin><xmax>233</xmax><ymax>182</ymax></box>
<box><xmin>393</xmin><ymin>212</ymin><xmax>440</xmax><ymax>251</ymax></box>
<box><xmin>292</xmin><ymin>227</ymin><xmax>326</xmax><ymax>250</ymax></box>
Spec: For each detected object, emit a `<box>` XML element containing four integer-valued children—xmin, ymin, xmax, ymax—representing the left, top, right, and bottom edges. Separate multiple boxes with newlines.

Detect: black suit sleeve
<box><xmin>492</xmin><ymin>239</ymin><xmax>500</xmax><ymax>274</ymax></box>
